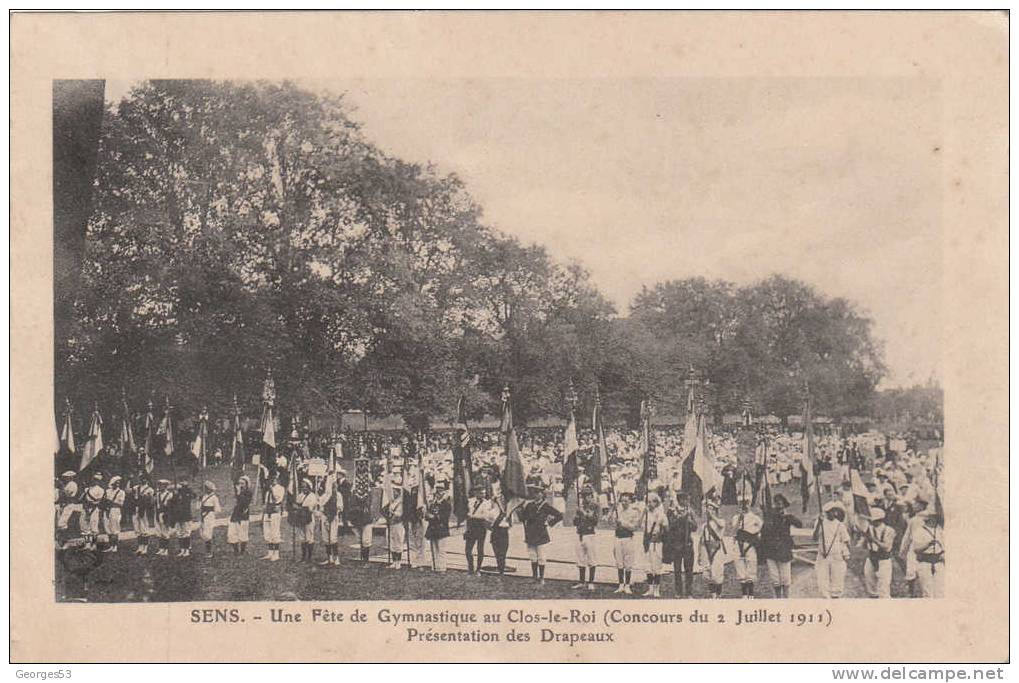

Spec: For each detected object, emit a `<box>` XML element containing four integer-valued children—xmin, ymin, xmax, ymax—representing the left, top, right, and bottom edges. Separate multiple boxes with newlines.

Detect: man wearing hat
<box><xmin>698</xmin><ymin>498</ymin><xmax>731</xmax><ymax>598</ymax></box>
<box><xmin>56</xmin><ymin>471</ymin><xmax>80</xmax><ymax>539</ymax></box>
<box><xmin>643</xmin><ymin>491</ymin><xmax>669</xmax><ymax>597</ymax></box>
<box><xmin>294</xmin><ymin>478</ymin><xmax>319</xmax><ymax>562</ymax></box>
<box><xmin>425</xmin><ymin>481</ymin><xmax>452</xmax><ymax>572</ymax></box>
<box><xmin>198</xmin><ymin>481</ymin><xmax>221</xmax><ymax>558</ymax></box>
<box><xmin>759</xmin><ymin>494</ymin><xmax>802</xmax><ymax>598</ymax></box>
<box><xmin>815</xmin><ymin>501</ymin><xmax>851</xmax><ymax>598</ymax></box>
<box><xmin>861</xmin><ymin>506</ymin><xmax>895</xmax><ymax>598</ymax></box>
<box><xmin>464</xmin><ymin>482</ymin><xmax>495</xmax><ymax>575</ymax></box>
<box><xmin>383</xmin><ymin>476</ymin><xmax>406</xmax><ymax>569</ymax></box>
<box><xmin>732</xmin><ymin>493</ymin><xmax>763</xmax><ymax>598</ymax></box>
<box><xmin>904</xmin><ymin>509</ymin><xmax>944</xmax><ymax>598</ymax></box>
<box><xmin>488</xmin><ymin>492</ymin><xmax>513</xmax><ymax>575</ymax></box>
<box><xmin>317</xmin><ymin>473</ymin><xmax>344</xmax><ymax>566</ymax></box>
<box><xmin>102</xmin><ymin>475</ymin><xmax>126</xmax><ymax>553</ymax></box>
<box><xmin>131</xmin><ymin>478</ymin><xmax>155</xmax><ymax>555</ymax></box>
<box><xmin>402</xmin><ymin>465</ymin><xmax>428</xmax><ymax>569</ymax></box>
<box><xmin>154</xmin><ymin>479</ymin><xmax>174</xmax><ymax>556</ymax></box>
<box><xmin>666</xmin><ymin>491</ymin><xmax>700</xmax><ymax>598</ymax></box>
<box><xmin>611</xmin><ymin>492</ymin><xmax>642</xmax><ymax>594</ymax></box>
<box><xmin>171</xmin><ymin>481</ymin><xmax>196</xmax><ymax>557</ymax></box>
<box><xmin>518</xmin><ymin>483</ymin><xmax>563</xmax><ymax>583</ymax></box>
<box><xmin>80</xmin><ymin>473</ymin><xmax>106</xmax><ymax>549</ymax></box>
<box><xmin>261</xmin><ymin>473</ymin><xmax>286</xmax><ymax>561</ymax></box>
<box><xmin>572</xmin><ymin>484</ymin><xmax>600</xmax><ymax>591</ymax></box>
<box><xmin>228</xmin><ymin>476</ymin><xmax>252</xmax><ymax>555</ymax></box>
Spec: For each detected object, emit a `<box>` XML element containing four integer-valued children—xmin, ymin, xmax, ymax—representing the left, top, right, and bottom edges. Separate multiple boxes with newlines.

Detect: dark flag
<box><xmin>561</xmin><ymin>408</ymin><xmax>579</xmax><ymax>494</ymax></box>
<box><xmin>589</xmin><ymin>395</ymin><xmax>606</xmax><ymax>494</ymax></box>
<box><xmin>636</xmin><ymin>399</ymin><xmax>657</xmax><ymax>499</ymax></box>
<box><xmin>452</xmin><ymin>395</ymin><xmax>473</xmax><ymax>522</ymax></box>
<box><xmin>500</xmin><ymin>388</ymin><xmax>527</xmax><ymax>501</ymax></box>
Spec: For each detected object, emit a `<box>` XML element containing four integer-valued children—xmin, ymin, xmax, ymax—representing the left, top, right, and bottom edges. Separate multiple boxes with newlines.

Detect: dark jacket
<box><xmin>574</xmin><ymin>503</ymin><xmax>600</xmax><ymax>537</ymax></box>
<box><xmin>759</xmin><ymin>512</ymin><xmax>802</xmax><ymax>562</ymax></box>
<box><xmin>666</xmin><ymin>508</ymin><xmax>699</xmax><ymax>553</ymax></box>
<box><xmin>231</xmin><ymin>488</ymin><xmax>252</xmax><ymax>523</ymax></box>
<box><xmin>519</xmin><ymin>500</ymin><xmax>563</xmax><ymax>546</ymax></box>
<box><xmin>425</xmin><ymin>498</ymin><xmax>452</xmax><ymax>540</ymax></box>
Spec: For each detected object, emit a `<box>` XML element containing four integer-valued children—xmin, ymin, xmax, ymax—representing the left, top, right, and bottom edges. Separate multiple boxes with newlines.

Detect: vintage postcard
<box><xmin>10</xmin><ymin>11</ymin><xmax>1008</xmax><ymax>663</ymax></box>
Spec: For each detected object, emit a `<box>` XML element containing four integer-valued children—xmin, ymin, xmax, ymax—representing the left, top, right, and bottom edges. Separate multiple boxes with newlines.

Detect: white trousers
<box><xmin>405</xmin><ymin>520</ymin><xmax>426</xmax><ymax>567</ymax></box>
<box><xmin>388</xmin><ymin>522</ymin><xmax>405</xmax><ymax>555</ymax></box>
<box><xmin>646</xmin><ymin>541</ymin><xmax>663</xmax><ymax>574</ymax></box>
<box><xmin>613</xmin><ymin>537</ymin><xmax>635</xmax><ymax>569</ymax></box>
<box><xmin>200</xmin><ymin>512</ymin><xmax>217</xmax><ymax>541</ymax></box>
<box><xmin>916</xmin><ymin>561</ymin><xmax>945</xmax><ymax>598</ymax></box>
<box><xmin>104</xmin><ymin>508</ymin><xmax>122</xmax><ymax>536</ymax></box>
<box><xmin>430</xmin><ymin>537</ymin><xmax>447</xmax><ymax>572</ymax></box>
<box><xmin>527</xmin><ymin>544</ymin><xmax>547</xmax><ymax>563</ymax></box>
<box><xmin>263</xmin><ymin>512</ymin><xmax>282</xmax><ymax>544</ymax></box>
<box><xmin>575</xmin><ymin>535</ymin><xmax>597</xmax><ymax>566</ymax></box>
<box><xmin>80</xmin><ymin>508</ymin><xmax>101</xmax><ymax>535</ymax></box>
<box><xmin>734</xmin><ymin>547</ymin><xmax>757</xmax><ymax>582</ymax></box>
<box><xmin>815</xmin><ymin>555</ymin><xmax>847</xmax><ymax>598</ymax></box>
<box><xmin>864</xmin><ymin>558</ymin><xmax>892</xmax><ymax>598</ymax></box>
<box><xmin>227</xmin><ymin>520</ymin><xmax>249</xmax><ymax>543</ymax></box>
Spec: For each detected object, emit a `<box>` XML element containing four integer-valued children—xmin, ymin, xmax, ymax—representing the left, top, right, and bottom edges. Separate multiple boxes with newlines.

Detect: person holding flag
<box><xmin>451</xmin><ymin>396</ymin><xmax>474</xmax><ymax>525</ymax></box>
<box><xmin>403</xmin><ymin>440</ymin><xmax>428</xmax><ymax>569</ymax></box>
<box><xmin>294</xmin><ymin>478</ymin><xmax>319</xmax><ymax>562</ymax></box>
<box><xmin>198</xmin><ymin>481</ymin><xmax>221</xmax><ymax>558</ymax></box>
<box><xmin>130</xmin><ymin>477</ymin><xmax>155</xmax><ymax>555</ymax></box>
<box><xmin>382</xmin><ymin>463</ymin><xmax>405</xmax><ymax>569</ymax></box>
<box><xmin>191</xmin><ymin>406</ymin><xmax>209</xmax><ymax>474</ymax></box>
<box><xmin>464</xmin><ymin>481</ymin><xmax>495</xmax><ymax>575</ymax></box>
<box><xmin>80</xmin><ymin>404</ymin><xmax>104</xmax><ymax>473</ymax></box>
<box><xmin>317</xmin><ymin>472</ymin><xmax>344</xmax><ymax>566</ymax></box>
<box><xmin>643</xmin><ymin>491</ymin><xmax>669</xmax><ymax>597</ymax></box>
<box><xmin>228</xmin><ymin>476</ymin><xmax>252</xmax><ymax>555</ymax></box>
<box><xmin>153</xmin><ymin>479</ymin><xmax>174</xmax><ymax>556</ymax></box>
<box><xmin>261</xmin><ymin>473</ymin><xmax>286</xmax><ymax>562</ymax></box>
<box><xmin>731</xmin><ymin>493</ymin><xmax>763</xmax><ymax>598</ymax></box>
<box><xmin>102</xmin><ymin>475</ymin><xmax>126</xmax><ymax>553</ymax></box>
<box><xmin>518</xmin><ymin>482</ymin><xmax>563</xmax><ymax>584</ymax></box>
<box><xmin>348</xmin><ymin>456</ymin><xmax>376</xmax><ymax>563</ymax></box>
<box><xmin>424</xmin><ymin>481</ymin><xmax>453</xmax><ymax>572</ymax></box>
<box><xmin>80</xmin><ymin>473</ymin><xmax>105</xmax><ymax>549</ymax></box>
<box><xmin>572</xmin><ymin>484</ymin><xmax>600</xmax><ymax>591</ymax></box>
<box><xmin>814</xmin><ymin>500</ymin><xmax>852</xmax><ymax>599</ymax></box>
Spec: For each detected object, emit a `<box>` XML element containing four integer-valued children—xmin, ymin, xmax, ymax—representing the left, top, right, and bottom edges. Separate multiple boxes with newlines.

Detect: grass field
<box><xmin>56</xmin><ymin>462</ymin><xmax>914</xmax><ymax>602</ymax></box>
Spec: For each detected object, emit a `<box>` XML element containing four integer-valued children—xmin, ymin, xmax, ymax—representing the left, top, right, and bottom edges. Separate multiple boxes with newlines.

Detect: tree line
<box><xmin>57</xmin><ymin>79</ymin><xmax>894</xmax><ymax>430</ymax></box>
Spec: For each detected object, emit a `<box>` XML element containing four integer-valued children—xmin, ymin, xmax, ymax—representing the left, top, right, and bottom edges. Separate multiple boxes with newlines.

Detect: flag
<box><xmin>231</xmin><ymin>399</ymin><xmax>245</xmax><ymax>469</ymax></box>
<box><xmin>381</xmin><ymin>443</ymin><xmax>393</xmax><ymax>509</ymax></box>
<box><xmin>60</xmin><ymin>406</ymin><xmax>76</xmax><ymax>455</ymax></box>
<box><xmin>261</xmin><ymin>404</ymin><xmax>276</xmax><ymax>449</ymax></box>
<box><xmin>589</xmin><ymin>397</ymin><xmax>606</xmax><ymax>494</ymax></box>
<box><xmin>158</xmin><ymin>405</ymin><xmax>175</xmax><ymax>458</ymax></box>
<box><xmin>415</xmin><ymin>440</ymin><xmax>429</xmax><ymax>513</ymax></box>
<box><xmin>637</xmin><ymin>400</ymin><xmax>658</xmax><ymax>499</ymax></box>
<box><xmin>352</xmin><ymin>456</ymin><xmax>373</xmax><ymax>501</ymax></box>
<box><xmin>500</xmin><ymin>393</ymin><xmax>526</xmax><ymax>501</ymax></box>
<box><xmin>79</xmin><ymin>406</ymin><xmax>104</xmax><ymax>472</ymax></box>
<box><xmin>561</xmin><ymin>408</ymin><xmax>579</xmax><ymax>493</ymax></box>
<box><xmin>119</xmin><ymin>395</ymin><xmax>135</xmax><ymax>455</ymax></box>
<box><xmin>681</xmin><ymin>409</ymin><xmax>716</xmax><ymax>506</ymax></box>
<box><xmin>451</xmin><ymin>396</ymin><xmax>473</xmax><ymax>523</ymax></box>
<box><xmin>142</xmin><ymin>401</ymin><xmax>155</xmax><ymax>474</ymax></box>
<box><xmin>191</xmin><ymin>407</ymin><xmax>209</xmax><ymax>468</ymax></box>
<box><xmin>849</xmin><ymin>465</ymin><xmax>871</xmax><ymax>516</ymax></box>
<box><xmin>800</xmin><ymin>399</ymin><xmax>816</xmax><ymax>513</ymax></box>
<box><xmin>499</xmin><ymin>387</ymin><xmax>513</xmax><ymax>434</ymax></box>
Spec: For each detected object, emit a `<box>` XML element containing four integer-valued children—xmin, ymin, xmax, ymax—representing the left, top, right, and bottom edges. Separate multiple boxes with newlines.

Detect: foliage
<box><xmin>58</xmin><ymin>80</ymin><xmax>892</xmax><ymax>429</ymax></box>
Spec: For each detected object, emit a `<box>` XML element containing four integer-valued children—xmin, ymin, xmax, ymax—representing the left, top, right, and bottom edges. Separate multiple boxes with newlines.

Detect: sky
<box><xmin>106</xmin><ymin>78</ymin><xmax>943</xmax><ymax>388</ymax></box>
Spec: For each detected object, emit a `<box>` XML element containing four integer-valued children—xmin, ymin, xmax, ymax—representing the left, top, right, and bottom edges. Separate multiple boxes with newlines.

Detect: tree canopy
<box><xmin>58</xmin><ymin>80</ymin><xmax>891</xmax><ymax>427</ymax></box>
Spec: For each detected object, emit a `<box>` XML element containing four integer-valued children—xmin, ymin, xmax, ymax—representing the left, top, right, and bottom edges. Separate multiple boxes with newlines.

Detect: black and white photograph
<box><xmin>52</xmin><ymin>76</ymin><xmax>945</xmax><ymax>604</ymax></box>
<box><xmin>12</xmin><ymin>9</ymin><xmax>1008</xmax><ymax>665</ymax></box>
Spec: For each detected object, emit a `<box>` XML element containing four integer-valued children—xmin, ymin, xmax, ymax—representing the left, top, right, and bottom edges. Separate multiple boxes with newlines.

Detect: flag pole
<box><xmin>805</xmin><ymin>381</ymin><xmax>827</xmax><ymax>553</ymax></box>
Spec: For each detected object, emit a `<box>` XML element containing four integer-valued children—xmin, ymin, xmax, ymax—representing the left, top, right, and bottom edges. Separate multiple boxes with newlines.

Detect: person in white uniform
<box><xmin>814</xmin><ymin>501</ymin><xmax>851</xmax><ymax>598</ymax></box>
